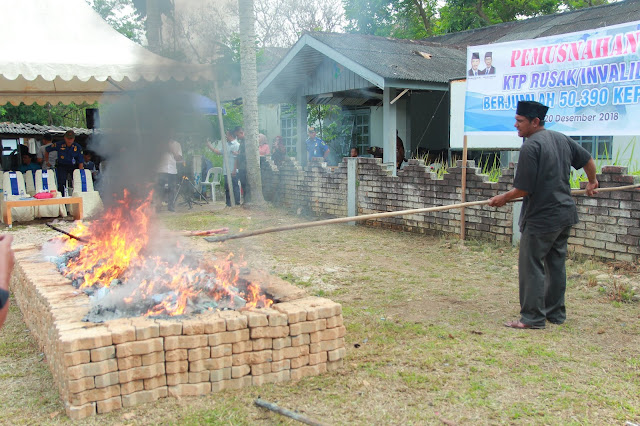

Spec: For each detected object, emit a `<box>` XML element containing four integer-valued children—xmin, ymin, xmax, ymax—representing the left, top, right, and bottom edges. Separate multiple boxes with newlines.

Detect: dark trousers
<box><xmin>237</xmin><ymin>169</ymin><xmax>249</xmax><ymax>203</ymax></box>
<box><xmin>518</xmin><ymin>225</ymin><xmax>571</xmax><ymax>327</ymax></box>
<box><xmin>224</xmin><ymin>175</ymin><xmax>240</xmax><ymax>207</ymax></box>
<box><xmin>55</xmin><ymin>164</ymin><xmax>76</xmax><ymax>195</ymax></box>
<box><xmin>156</xmin><ymin>173</ymin><xmax>177</xmax><ymax>210</ymax></box>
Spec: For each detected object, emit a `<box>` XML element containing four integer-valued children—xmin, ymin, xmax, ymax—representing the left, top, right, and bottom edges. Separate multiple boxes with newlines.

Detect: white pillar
<box><xmin>297</xmin><ymin>93</ymin><xmax>307</xmax><ymax>165</ymax></box>
<box><xmin>347</xmin><ymin>157</ymin><xmax>357</xmax><ymax>225</ymax></box>
<box><xmin>383</xmin><ymin>87</ymin><xmax>397</xmax><ymax>176</ymax></box>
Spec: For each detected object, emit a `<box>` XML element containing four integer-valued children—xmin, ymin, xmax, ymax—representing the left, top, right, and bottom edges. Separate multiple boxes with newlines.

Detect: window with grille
<box><xmin>573</xmin><ymin>136</ymin><xmax>613</xmax><ymax>160</ymax></box>
<box><xmin>343</xmin><ymin>108</ymin><xmax>370</xmax><ymax>155</ymax></box>
<box><xmin>280</xmin><ymin>105</ymin><xmax>297</xmax><ymax>156</ymax></box>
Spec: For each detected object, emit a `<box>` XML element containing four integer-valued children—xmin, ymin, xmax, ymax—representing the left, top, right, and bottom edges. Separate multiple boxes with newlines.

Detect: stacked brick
<box><xmin>10</xmin><ymin>245</ymin><xmax>346</xmax><ymax>420</ymax></box>
<box><xmin>261</xmin><ymin>156</ymin><xmax>640</xmax><ymax>261</ymax></box>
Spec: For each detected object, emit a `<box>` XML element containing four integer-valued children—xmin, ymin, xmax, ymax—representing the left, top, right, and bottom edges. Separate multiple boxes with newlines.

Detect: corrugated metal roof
<box><xmin>0</xmin><ymin>122</ymin><xmax>92</xmax><ymax>136</ymax></box>
<box><xmin>428</xmin><ymin>0</ymin><xmax>640</xmax><ymax>46</ymax></box>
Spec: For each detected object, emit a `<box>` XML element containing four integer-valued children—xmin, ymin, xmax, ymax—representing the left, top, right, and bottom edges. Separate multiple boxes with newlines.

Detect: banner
<box><xmin>465</xmin><ymin>21</ymin><xmax>640</xmax><ymax>135</ymax></box>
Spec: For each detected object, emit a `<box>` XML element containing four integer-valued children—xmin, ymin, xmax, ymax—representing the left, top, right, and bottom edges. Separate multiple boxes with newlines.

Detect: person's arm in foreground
<box><xmin>0</xmin><ymin>234</ymin><xmax>15</xmax><ymax>329</ymax></box>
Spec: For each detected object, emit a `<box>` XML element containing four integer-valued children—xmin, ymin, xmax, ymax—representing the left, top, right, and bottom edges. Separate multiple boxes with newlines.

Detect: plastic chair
<box><xmin>200</xmin><ymin>167</ymin><xmax>222</xmax><ymax>201</ymax></box>
<box><xmin>1</xmin><ymin>171</ymin><xmax>34</xmax><ymax>223</ymax></box>
<box><xmin>71</xmin><ymin>169</ymin><xmax>103</xmax><ymax>219</ymax></box>
<box><xmin>34</xmin><ymin>169</ymin><xmax>66</xmax><ymax>218</ymax></box>
<box><xmin>24</xmin><ymin>170</ymin><xmax>36</xmax><ymax>196</ymax></box>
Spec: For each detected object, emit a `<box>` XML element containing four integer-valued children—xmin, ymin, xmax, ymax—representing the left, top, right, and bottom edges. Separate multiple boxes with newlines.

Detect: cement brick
<box><xmin>165</xmin><ymin>334</ymin><xmax>208</xmax><ymax>350</ymax></box>
<box><xmin>157</xmin><ymin>320</ymin><xmax>182</xmax><ymax>336</ymax></box>
<box><xmin>165</xmin><ymin>349</ymin><xmax>188</xmax><ymax>362</ymax></box>
<box><xmin>210</xmin><ymin>367</ymin><xmax>232</xmax><ymax>382</ymax></box>
<box><xmin>311</xmin><ymin>326</ymin><xmax>346</xmax><ymax>343</ymax></box>
<box><xmin>273</xmin><ymin>302</ymin><xmax>307</xmax><ymax>324</ymax></box>
<box><xmin>117</xmin><ymin>356</ymin><xmax>142</xmax><ymax>371</ymax></box>
<box><xmin>119</xmin><ymin>380</ymin><xmax>144</xmax><ymax>396</ymax></box>
<box><xmin>325</xmin><ymin>315</ymin><xmax>344</xmax><ymax>329</ymax></box>
<box><xmin>250</xmin><ymin>325</ymin><xmax>289</xmax><ymax>339</ymax></box>
<box><xmin>243</xmin><ymin>311</ymin><xmax>268</xmax><ymax>327</ymax></box>
<box><xmin>130</xmin><ymin>319</ymin><xmax>159</xmax><ymax>340</ymax></box>
<box><xmin>232</xmin><ymin>364</ymin><xmax>251</xmax><ymax>378</ymax></box>
<box><xmin>290</xmin><ymin>363</ymin><xmax>327</xmax><ymax>381</ymax></box>
<box><xmin>252</xmin><ymin>370</ymin><xmax>291</xmax><ymax>386</ymax></box>
<box><xmin>96</xmin><ymin>396</ymin><xmax>122</xmax><ymax>414</ymax></box>
<box><xmin>188</xmin><ymin>347</ymin><xmax>211</xmax><ymax>361</ymax></box>
<box><xmin>121</xmin><ymin>387</ymin><xmax>168</xmax><ymax>408</ymax></box>
<box><xmin>267</xmin><ymin>310</ymin><xmax>288</xmax><ymax>327</ymax></box>
<box><xmin>310</xmin><ymin>338</ymin><xmax>344</xmax><ymax>354</ymax></box>
<box><xmin>94</xmin><ymin>371</ymin><xmax>119</xmax><ymax>388</ymax></box>
<box><xmin>291</xmin><ymin>334</ymin><xmax>310</xmax><ymax>347</ymax></box>
<box><xmin>208</xmin><ymin>329</ymin><xmax>250</xmax><ymax>346</ymax></box>
<box><xmin>106</xmin><ymin>324</ymin><xmax>136</xmax><ymax>344</ymax></box>
<box><xmin>65</xmin><ymin>402</ymin><xmax>96</xmax><ymax>420</ymax></box>
<box><xmin>166</xmin><ymin>372</ymin><xmax>188</xmax><ymax>386</ymax></box>
<box><xmin>219</xmin><ymin>310</ymin><xmax>248</xmax><ymax>331</ymax></box>
<box><xmin>272</xmin><ymin>337</ymin><xmax>291</xmax><ymax>350</ymax></box>
<box><xmin>166</xmin><ymin>360</ymin><xmax>188</xmax><ymax>374</ymax></box>
<box><xmin>289</xmin><ymin>319</ymin><xmax>326</xmax><ymax>336</ymax></box>
<box><xmin>181</xmin><ymin>319</ymin><xmax>206</xmax><ymax>335</ymax></box>
<box><xmin>203</xmin><ymin>316</ymin><xmax>226</xmax><ymax>333</ymax></box>
<box><xmin>142</xmin><ymin>351</ymin><xmax>165</xmax><ymax>366</ymax></box>
<box><xmin>168</xmin><ymin>383</ymin><xmax>211</xmax><ymax>397</ymax></box>
<box><xmin>90</xmin><ymin>346</ymin><xmax>115</xmax><ymax>362</ymax></box>
<box><xmin>67</xmin><ymin>358</ymin><xmax>118</xmax><ymax>380</ymax></box>
<box><xmin>250</xmin><ymin>362</ymin><xmax>272</xmax><ymax>376</ymax></box>
<box><xmin>59</xmin><ymin>328</ymin><xmax>112</xmax><ymax>353</ymax></box>
<box><xmin>144</xmin><ymin>375</ymin><xmax>167</xmax><ymax>390</ymax></box>
<box><xmin>70</xmin><ymin>384</ymin><xmax>120</xmax><ymax>406</ymax></box>
<box><xmin>64</xmin><ymin>350</ymin><xmax>90</xmax><ymax>367</ymax></box>
<box><xmin>271</xmin><ymin>359</ymin><xmax>291</xmax><ymax>373</ymax></box>
<box><xmin>326</xmin><ymin>359</ymin><xmax>344</xmax><ymax>372</ymax></box>
<box><xmin>118</xmin><ymin>363</ymin><xmax>165</xmax><ymax>383</ymax></box>
<box><xmin>309</xmin><ymin>351</ymin><xmax>328</xmax><ymax>366</ymax></box>
<box><xmin>188</xmin><ymin>371</ymin><xmax>211</xmax><ymax>383</ymax></box>
<box><xmin>223</xmin><ymin>376</ymin><xmax>252</xmax><ymax>390</ymax></box>
<box><xmin>210</xmin><ymin>344</ymin><xmax>232</xmax><ymax>358</ymax></box>
<box><xmin>67</xmin><ymin>376</ymin><xmax>95</xmax><ymax>394</ymax></box>
<box><xmin>252</xmin><ymin>338</ymin><xmax>272</xmax><ymax>351</ymax></box>
<box><xmin>232</xmin><ymin>341</ymin><xmax>253</xmax><ymax>354</ymax></box>
<box><xmin>116</xmin><ymin>338</ymin><xmax>163</xmax><ymax>357</ymax></box>
<box><xmin>328</xmin><ymin>347</ymin><xmax>346</xmax><ymax>362</ymax></box>
<box><xmin>291</xmin><ymin>355</ymin><xmax>309</xmax><ymax>369</ymax></box>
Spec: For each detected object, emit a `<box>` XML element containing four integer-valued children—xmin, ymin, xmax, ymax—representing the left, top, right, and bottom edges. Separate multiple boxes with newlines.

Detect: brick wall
<box><xmin>261</xmin><ymin>158</ymin><xmax>640</xmax><ymax>261</ymax></box>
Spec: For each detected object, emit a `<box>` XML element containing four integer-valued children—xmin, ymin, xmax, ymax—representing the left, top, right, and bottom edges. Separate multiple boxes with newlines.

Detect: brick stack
<box><xmin>10</xmin><ymin>245</ymin><xmax>346</xmax><ymax>420</ymax></box>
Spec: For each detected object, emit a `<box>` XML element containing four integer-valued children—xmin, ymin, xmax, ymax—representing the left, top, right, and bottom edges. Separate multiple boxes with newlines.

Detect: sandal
<box><xmin>504</xmin><ymin>320</ymin><xmax>545</xmax><ymax>330</ymax></box>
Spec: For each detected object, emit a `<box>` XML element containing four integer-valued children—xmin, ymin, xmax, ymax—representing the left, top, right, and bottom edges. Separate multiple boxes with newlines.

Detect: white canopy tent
<box><xmin>0</xmin><ymin>0</ymin><xmax>214</xmax><ymax>105</ymax></box>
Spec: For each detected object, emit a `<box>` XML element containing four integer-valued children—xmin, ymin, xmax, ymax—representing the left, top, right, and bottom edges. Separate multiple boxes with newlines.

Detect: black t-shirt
<box><xmin>513</xmin><ymin>129</ymin><xmax>592</xmax><ymax>233</ymax></box>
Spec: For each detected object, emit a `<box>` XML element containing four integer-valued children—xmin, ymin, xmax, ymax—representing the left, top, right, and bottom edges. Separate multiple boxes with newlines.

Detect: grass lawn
<box><xmin>1</xmin><ymin>204</ymin><xmax>639</xmax><ymax>424</ymax></box>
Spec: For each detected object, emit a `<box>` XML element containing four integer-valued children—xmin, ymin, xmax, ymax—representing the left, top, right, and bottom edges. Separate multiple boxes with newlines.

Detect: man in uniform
<box><xmin>305</xmin><ymin>127</ymin><xmax>329</xmax><ymax>162</ymax></box>
<box><xmin>45</xmin><ymin>130</ymin><xmax>84</xmax><ymax>195</ymax></box>
<box><xmin>489</xmin><ymin>101</ymin><xmax>598</xmax><ymax>329</ymax></box>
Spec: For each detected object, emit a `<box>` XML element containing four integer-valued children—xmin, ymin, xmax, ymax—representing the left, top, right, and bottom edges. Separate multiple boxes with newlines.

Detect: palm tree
<box><xmin>238</xmin><ymin>0</ymin><xmax>265</xmax><ymax>204</ymax></box>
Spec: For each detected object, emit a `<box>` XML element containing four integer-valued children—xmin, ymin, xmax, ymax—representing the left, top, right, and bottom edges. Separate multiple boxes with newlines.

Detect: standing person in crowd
<box><xmin>271</xmin><ymin>136</ymin><xmax>287</xmax><ymax>166</ymax></box>
<box><xmin>233</xmin><ymin>126</ymin><xmax>249</xmax><ymax>204</ymax></box>
<box><xmin>305</xmin><ymin>127</ymin><xmax>329</xmax><ymax>162</ymax></box>
<box><xmin>396</xmin><ymin>130</ymin><xmax>405</xmax><ymax>170</ymax></box>
<box><xmin>37</xmin><ymin>132</ymin><xmax>56</xmax><ymax>170</ymax></box>
<box><xmin>258</xmin><ymin>134</ymin><xmax>270</xmax><ymax>156</ymax></box>
<box><xmin>208</xmin><ymin>130</ymin><xmax>240</xmax><ymax>207</ymax></box>
<box><xmin>156</xmin><ymin>138</ymin><xmax>183</xmax><ymax>212</ymax></box>
<box><xmin>350</xmin><ymin>147</ymin><xmax>359</xmax><ymax>157</ymax></box>
<box><xmin>488</xmin><ymin>100</ymin><xmax>598</xmax><ymax>330</ymax></box>
<box><xmin>45</xmin><ymin>130</ymin><xmax>84</xmax><ymax>196</ymax></box>
<box><xmin>0</xmin><ymin>234</ymin><xmax>15</xmax><ymax>330</ymax></box>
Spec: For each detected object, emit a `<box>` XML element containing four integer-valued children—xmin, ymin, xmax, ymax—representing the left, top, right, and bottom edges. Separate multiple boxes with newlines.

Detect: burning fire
<box><xmin>53</xmin><ymin>189</ymin><xmax>272</xmax><ymax>317</ymax></box>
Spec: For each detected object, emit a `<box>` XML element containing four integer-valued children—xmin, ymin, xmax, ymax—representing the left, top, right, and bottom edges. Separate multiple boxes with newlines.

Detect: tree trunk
<box><xmin>411</xmin><ymin>0</ymin><xmax>431</xmax><ymax>34</ymax></box>
<box><xmin>238</xmin><ymin>0</ymin><xmax>265</xmax><ymax>204</ymax></box>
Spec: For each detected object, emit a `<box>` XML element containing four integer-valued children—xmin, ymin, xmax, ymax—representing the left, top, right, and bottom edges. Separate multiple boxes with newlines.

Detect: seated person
<box><xmin>350</xmin><ymin>147</ymin><xmax>359</xmax><ymax>157</ymax></box>
<box><xmin>83</xmin><ymin>152</ymin><xmax>99</xmax><ymax>181</ymax></box>
<box><xmin>271</xmin><ymin>136</ymin><xmax>287</xmax><ymax>166</ymax></box>
<box><xmin>19</xmin><ymin>154</ymin><xmax>40</xmax><ymax>173</ymax></box>
<box><xmin>258</xmin><ymin>134</ymin><xmax>270</xmax><ymax>156</ymax></box>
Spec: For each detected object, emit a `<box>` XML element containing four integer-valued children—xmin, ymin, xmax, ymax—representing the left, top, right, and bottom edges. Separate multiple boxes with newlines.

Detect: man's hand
<box><xmin>488</xmin><ymin>194</ymin><xmax>507</xmax><ymax>207</ymax></box>
<box><xmin>0</xmin><ymin>235</ymin><xmax>15</xmax><ymax>291</ymax></box>
<box><xmin>585</xmin><ymin>179</ymin><xmax>599</xmax><ymax>196</ymax></box>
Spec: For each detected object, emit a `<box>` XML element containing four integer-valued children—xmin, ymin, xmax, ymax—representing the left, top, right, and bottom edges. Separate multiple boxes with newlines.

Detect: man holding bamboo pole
<box><xmin>489</xmin><ymin>101</ymin><xmax>599</xmax><ymax>330</ymax></box>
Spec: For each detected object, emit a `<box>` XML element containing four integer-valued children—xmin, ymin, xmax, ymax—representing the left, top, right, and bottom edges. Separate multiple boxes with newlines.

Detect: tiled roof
<box><xmin>0</xmin><ymin>122</ymin><xmax>92</xmax><ymax>136</ymax></box>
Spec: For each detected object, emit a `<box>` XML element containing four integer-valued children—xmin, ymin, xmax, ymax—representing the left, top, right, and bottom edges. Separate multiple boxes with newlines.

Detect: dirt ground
<box><xmin>0</xmin><ymin>201</ymin><xmax>639</xmax><ymax>425</ymax></box>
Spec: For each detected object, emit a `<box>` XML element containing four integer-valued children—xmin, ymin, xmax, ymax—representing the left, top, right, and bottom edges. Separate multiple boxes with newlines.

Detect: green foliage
<box><xmin>87</xmin><ymin>0</ymin><xmax>145</xmax><ymax>43</ymax></box>
<box><xmin>307</xmin><ymin>105</ymin><xmax>357</xmax><ymax>161</ymax></box>
<box><xmin>210</xmin><ymin>102</ymin><xmax>244</xmax><ymax>140</ymax></box>
<box><xmin>0</xmin><ymin>102</ymin><xmax>98</xmax><ymax>127</ymax></box>
<box><xmin>344</xmin><ymin>0</ymin><xmax>437</xmax><ymax>38</ymax></box>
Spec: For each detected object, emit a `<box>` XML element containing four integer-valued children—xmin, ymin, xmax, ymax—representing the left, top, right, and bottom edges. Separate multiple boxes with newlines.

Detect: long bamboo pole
<box><xmin>204</xmin><ymin>184</ymin><xmax>640</xmax><ymax>243</ymax></box>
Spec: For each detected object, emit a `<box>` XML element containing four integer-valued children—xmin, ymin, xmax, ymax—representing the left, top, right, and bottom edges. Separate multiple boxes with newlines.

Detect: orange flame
<box><xmin>55</xmin><ymin>189</ymin><xmax>272</xmax><ymax>317</ymax></box>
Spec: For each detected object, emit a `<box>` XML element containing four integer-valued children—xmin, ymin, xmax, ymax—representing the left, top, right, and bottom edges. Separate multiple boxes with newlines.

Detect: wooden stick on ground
<box><xmin>179</xmin><ymin>228</ymin><xmax>229</xmax><ymax>237</ymax></box>
<box><xmin>254</xmin><ymin>398</ymin><xmax>326</xmax><ymax>426</ymax></box>
<box><xmin>45</xmin><ymin>223</ymin><xmax>89</xmax><ymax>243</ymax></box>
<box><xmin>205</xmin><ymin>184</ymin><xmax>640</xmax><ymax>243</ymax></box>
